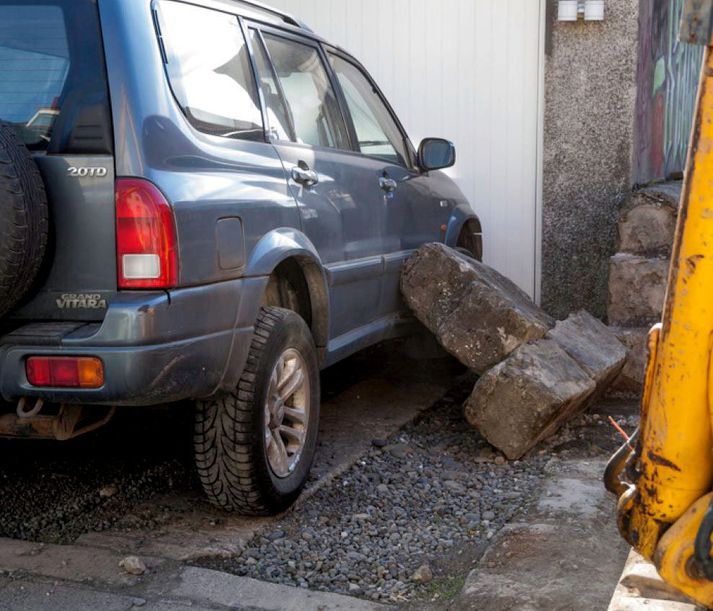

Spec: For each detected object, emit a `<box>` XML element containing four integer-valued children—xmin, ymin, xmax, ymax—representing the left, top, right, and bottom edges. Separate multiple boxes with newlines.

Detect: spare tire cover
<box><xmin>0</xmin><ymin>123</ymin><xmax>48</xmax><ymax>318</ymax></box>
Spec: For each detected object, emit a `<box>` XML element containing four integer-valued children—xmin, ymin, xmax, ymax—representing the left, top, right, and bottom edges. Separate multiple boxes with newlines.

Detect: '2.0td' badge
<box><xmin>56</xmin><ymin>293</ymin><xmax>108</xmax><ymax>310</ymax></box>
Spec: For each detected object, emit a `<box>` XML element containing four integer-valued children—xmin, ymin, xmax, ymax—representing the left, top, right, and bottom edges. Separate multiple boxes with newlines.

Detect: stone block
<box><xmin>464</xmin><ymin>339</ymin><xmax>596</xmax><ymax>460</ymax></box>
<box><xmin>401</xmin><ymin>243</ymin><xmax>555</xmax><ymax>373</ymax></box>
<box><xmin>547</xmin><ymin>310</ymin><xmax>627</xmax><ymax>392</ymax></box>
<box><xmin>610</xmin><ymin>327</ymin><xmax>649</xmax><ymax>395</ymax></box>
<box><xmin>608</xmin><ymin>254</ymin><xmax>668</xmax><ymax>326</ymax></box>
<box><xmin>618</xmin><ymin>183</ymin><xmax>680</xmax><ymax>256</ymax></box>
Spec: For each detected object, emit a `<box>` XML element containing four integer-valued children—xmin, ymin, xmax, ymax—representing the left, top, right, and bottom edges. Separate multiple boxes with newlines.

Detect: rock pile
<box><xmin>402</xmin><ymin>243</ymin><xmax>627</xmax><ymax>459</ymax></box>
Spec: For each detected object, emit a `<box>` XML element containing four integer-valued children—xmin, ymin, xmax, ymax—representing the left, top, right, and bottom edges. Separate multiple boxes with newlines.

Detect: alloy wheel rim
<box><xmin>264</xmin><ymin>347</ymin><xmax>310</xmax><ymax>478</ymax></box>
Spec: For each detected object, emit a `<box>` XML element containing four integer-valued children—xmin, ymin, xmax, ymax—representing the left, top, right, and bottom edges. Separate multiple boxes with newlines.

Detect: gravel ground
<box><xmin>199</xmin><ymin>380</ymin><xmax>553</xmax><ymax>604</ymax></box>
<box><xmin>0</xmin><ymin>407</ymin><xmax>198</xmax><ymax>543</ymax></box>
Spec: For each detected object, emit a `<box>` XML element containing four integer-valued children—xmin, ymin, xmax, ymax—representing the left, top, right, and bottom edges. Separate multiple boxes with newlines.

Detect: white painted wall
<box><xmin>266</xmin><ymin>0</ymin><xmax>545</xmax><ymax>297</ymax></box>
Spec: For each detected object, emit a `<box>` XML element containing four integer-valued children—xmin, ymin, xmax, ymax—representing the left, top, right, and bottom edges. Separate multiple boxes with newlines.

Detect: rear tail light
<box><xmin>116</xmin><ymin>178</ymin><xmax>178</xmax><ymax>289</ymax></box>
<box><xmin>26</xmin><ymin>357</ymin><xmax>104</xmax><ymax>389</ymax></box>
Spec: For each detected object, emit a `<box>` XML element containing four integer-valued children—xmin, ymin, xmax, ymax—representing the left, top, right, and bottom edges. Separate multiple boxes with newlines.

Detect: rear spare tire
<box><xmin>0</xmin><ymin>123</ymin><xmax>48</xmax><ymax>318</ymax></box>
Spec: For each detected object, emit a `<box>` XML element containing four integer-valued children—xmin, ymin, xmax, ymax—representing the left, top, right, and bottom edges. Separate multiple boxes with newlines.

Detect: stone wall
<box><xmin>541</xmin><ymin>0</ymin><xmax>640</xmax><ymax>319</ymax></box>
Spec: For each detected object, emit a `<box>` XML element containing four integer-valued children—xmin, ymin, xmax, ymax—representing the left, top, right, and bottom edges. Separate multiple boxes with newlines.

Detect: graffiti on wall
<box><xmin>634</xmin><ymin>0</ymin><xmax>704</xmax><ymax>184</ymax></box>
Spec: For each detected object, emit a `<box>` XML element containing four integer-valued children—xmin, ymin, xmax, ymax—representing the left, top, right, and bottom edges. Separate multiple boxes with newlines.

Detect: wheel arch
<box><xmin>446</xmin><ymin>208</ymin><xmax>483</xmax><ymax>261</ymax></box>
<box><xmin>246</xmin><ymin>229</ymin><xmax>330</xmax><ymax>354</ymax></box>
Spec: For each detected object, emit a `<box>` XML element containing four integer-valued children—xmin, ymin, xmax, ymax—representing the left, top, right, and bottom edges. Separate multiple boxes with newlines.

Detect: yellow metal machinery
<box><xmin>605</xmin><ymin>1</ymin><xmax>713</xmax><ymax>605</ymax></box>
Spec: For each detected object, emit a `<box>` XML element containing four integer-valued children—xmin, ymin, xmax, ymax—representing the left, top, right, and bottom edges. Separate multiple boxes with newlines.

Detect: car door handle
<box><xmin>379</xmin><ymin>177</ymin><xmax>398</xmax><ymax>193</ymax></box>
<box><xmin>291</xmin><ymin>166</ymin><xmax>319</xmax><ymax>187</ymax></box>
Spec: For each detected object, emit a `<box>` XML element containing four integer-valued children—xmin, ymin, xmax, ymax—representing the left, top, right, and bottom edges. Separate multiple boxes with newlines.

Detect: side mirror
<box><xmin>418</xmin><ymin>138</ymin><xmax>456</xmax><ymax>171</ymax></box>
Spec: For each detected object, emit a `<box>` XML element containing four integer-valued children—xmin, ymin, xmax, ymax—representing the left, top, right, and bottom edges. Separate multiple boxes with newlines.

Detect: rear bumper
<box><xmin>0</xmin><ymin>277</ymin><xmax>267</xmax><ymax>406</ymax></box>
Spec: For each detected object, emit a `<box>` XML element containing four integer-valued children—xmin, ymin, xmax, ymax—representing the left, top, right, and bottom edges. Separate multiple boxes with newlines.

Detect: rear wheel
<box><xmin>194</xmin><ymin>307</ymin><xmax>320</xmax><ymax>515</ymax></box>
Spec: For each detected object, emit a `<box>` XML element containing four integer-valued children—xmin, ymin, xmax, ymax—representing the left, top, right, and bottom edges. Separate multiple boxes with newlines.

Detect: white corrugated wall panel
<box><xmin>265</xmin><ymin>0</ymin><xmax>545</xmax><ymax>296</ymax></box>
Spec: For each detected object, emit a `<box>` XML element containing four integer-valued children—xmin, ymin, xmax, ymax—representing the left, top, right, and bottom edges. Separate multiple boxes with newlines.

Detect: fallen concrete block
<box><xmin>618</xmin><ymin>183</ymin><xmax>680</xmax><ymax>256</ymax></box>
<box><xmin>401</xmin><ymin>243</ymin><xmax>555</xmax><ymax>373</ymax></box>
<box><xmin>610</xmin><ymin>327</ymin><xmax>649</xmax><ymax>395</ymax></box>
<box><xmin>608</xmin><ymin>254</ymin><xmax>668</xmax><ymax>326</ymax></box>
<box><xmin>547</xmin><ymin>310</ymin><xmax>627</xmax><ymax>392</ymax></box>
<box><xmin>464</xmin><ymin>339</ymin><xmax>596</xmax><ymax>460</ymax></box>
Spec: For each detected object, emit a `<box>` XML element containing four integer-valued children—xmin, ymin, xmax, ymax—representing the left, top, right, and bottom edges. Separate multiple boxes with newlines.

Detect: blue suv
<box><xmin>0</xmin><ymin>0</ymin><xmax>482</xmax><ymax>514</ymax></box>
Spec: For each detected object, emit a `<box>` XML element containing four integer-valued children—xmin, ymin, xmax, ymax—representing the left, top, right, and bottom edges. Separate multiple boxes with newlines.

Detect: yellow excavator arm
<box><xmin>606</xmin><ymin>1</ymin><xmax>713</xmax><ymax>605</ymax></box>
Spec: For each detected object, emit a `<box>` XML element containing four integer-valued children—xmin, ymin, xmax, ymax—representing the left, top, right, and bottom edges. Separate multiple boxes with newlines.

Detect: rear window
<box><xmin>0</xmin><ymin>0</ymin><xmax>112</xmax><ymax>153</ymax></box>
<box><xmin>156</xmin><ymin>0</ymin><xmax>264</xmax><ymax>141</ymax></box>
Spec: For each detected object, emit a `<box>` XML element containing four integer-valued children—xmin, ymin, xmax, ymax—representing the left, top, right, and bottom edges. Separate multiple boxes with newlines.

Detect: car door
<box><xmin>325</xmin><ymin>51</ymin><xmax>456</xmax><ymax>315</ymax></box>
<box><xmin>245</xmin><ymin>26</ymin><xmax>388</xmax><ymax>339</ymax></box>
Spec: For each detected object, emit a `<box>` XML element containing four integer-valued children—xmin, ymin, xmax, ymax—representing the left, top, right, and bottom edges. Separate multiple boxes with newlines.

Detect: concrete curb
<box><xmin>607</xmin><ymin>550</ymin><xmax>703</xmax><ymax>611</ymax></box>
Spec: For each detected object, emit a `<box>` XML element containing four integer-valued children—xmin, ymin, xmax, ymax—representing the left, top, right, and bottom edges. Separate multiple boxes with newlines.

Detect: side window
<box><xmin>260</xmin><ymin>33</ymin><xmax>349</xmax><ymax>150</ymax></box>
<box><xmin>156</xmin><ymin>1</ymin><xmax>263</xmax><ymax>141</ymax></box>
<box><xmin>248</xmin><ymin>30</ymin><xmax>292</xmax><ymax>142</ymax></box>
<box><xmin>328</xmin><ymin>54</ymin><xmax>409</xmax><ymax>166</ymax></box>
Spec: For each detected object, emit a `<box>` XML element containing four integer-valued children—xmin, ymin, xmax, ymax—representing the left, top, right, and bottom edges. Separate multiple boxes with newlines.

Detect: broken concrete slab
<box><xmin>608</xmin><ymin>254</ymin><xmax>668</xmax><ymax>326</ymax></box>
<box><xmin>547</xmin><ymin>310</ymin><xmax>627</xmax><ymax>392</ymax></box>
<box><xmin>464</xmin><ymin>339</ymin><xmax>596</xmax><ymax>460</ymax></box>
<box><xmin>401</xmin><ymin>243</ymin><xmax>555</xmax><ymax>373</ymax></box>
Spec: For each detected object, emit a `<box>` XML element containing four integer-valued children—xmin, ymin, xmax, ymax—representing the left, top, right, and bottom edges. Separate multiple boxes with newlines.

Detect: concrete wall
<box><xmin>541</xmin><ymin>0</ymin><xmax>640</xmax><ymax>320</ymax></box>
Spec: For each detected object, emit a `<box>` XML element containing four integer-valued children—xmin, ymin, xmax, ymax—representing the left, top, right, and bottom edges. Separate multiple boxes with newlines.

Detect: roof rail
<box><xmin>232</xmin><ymin>0</ymin><xmax>313</xmax><ymax>31</ymax></box>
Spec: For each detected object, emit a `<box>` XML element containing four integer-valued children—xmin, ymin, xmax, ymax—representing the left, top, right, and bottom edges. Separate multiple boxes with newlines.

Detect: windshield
<box><xmin>0</xmin><ymin>0</ymin><xmax>111</xmax><ymax>153</ymax></box>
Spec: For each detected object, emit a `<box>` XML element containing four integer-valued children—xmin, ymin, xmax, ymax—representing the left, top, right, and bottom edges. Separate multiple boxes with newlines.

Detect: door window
<box><xmin>248</xmin><ymin>30</ymin><xmax>292</xmax><ymax>142</ymax></box>
<box><xmin>156</xmin><ymin>0</ymin><xmax>263</xmax><ymax>141</ymax></box>
<box><xmin>260</xmin><ymin>33</ymin><xmax>349</xmax><ymax>150</ymax></box>
<box><xmin>328</xmin><ymin>54</ymin><xmax>409</xmax><ymax>166</ymax></box>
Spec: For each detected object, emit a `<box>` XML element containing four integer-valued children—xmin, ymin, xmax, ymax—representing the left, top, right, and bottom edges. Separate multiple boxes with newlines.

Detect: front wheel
<box><xmin>194</xmin><ymin>307</ymin><xmax>320</xmax><ymax>515</ymax></box>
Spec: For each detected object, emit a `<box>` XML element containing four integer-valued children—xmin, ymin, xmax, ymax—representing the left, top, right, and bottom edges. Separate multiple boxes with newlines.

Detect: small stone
<box><xmin>483</xmin><ymin>510</ymin><xmax>496</xmax><ymax>521</ymax></box>
<box><xmin>119</xmin><ymin>556</ymin><xmax>147</xmax><ymax>576</ymax></box>
<box><xmin>348</xmin><ymin>583</ymin><xmax>363</xmax><ymax>595</ymax></box>
<box><xmin>377</xmin><ymin>484</ymin><xmax>389</xmax><ymax>495</ymax></box>
<box><xmin>267</xmin><ymin>530</ymin><xmax>286</xmax><ymax>541</ymax></box>
<box><xmin>387</xmin><ymin>443</ymin><xmax>411</xmax><ymax>459</ymax></box>
<box><xmin>372</xmin><ymin>439</ymin><xmax>388</xmax><ymax>448</ymax></box>
<box><xmin>494</xmin><ymin>456</ymin><xmax>506</xmax><ymax>465</ymax></box>
<box><xmin>444</xmin><ymin>480</ymin><xmax>466</xmax><ymax>494</ymax></box>
<box><xmin>411</xmin><ymin>564</ymin><xmax>433</xmax><ymax>584</ymax></box>
<box><xmin>99</xmin><ymin>485</ymin><xmax>118</xmax><ymax>499</ymax></box>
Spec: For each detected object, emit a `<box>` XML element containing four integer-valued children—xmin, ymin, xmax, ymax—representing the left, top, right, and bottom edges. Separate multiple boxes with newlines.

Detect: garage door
<box><xmin>265</xmin><ymin>0</ymin><xmax>546</xmax><ymax>298</ymax></box>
